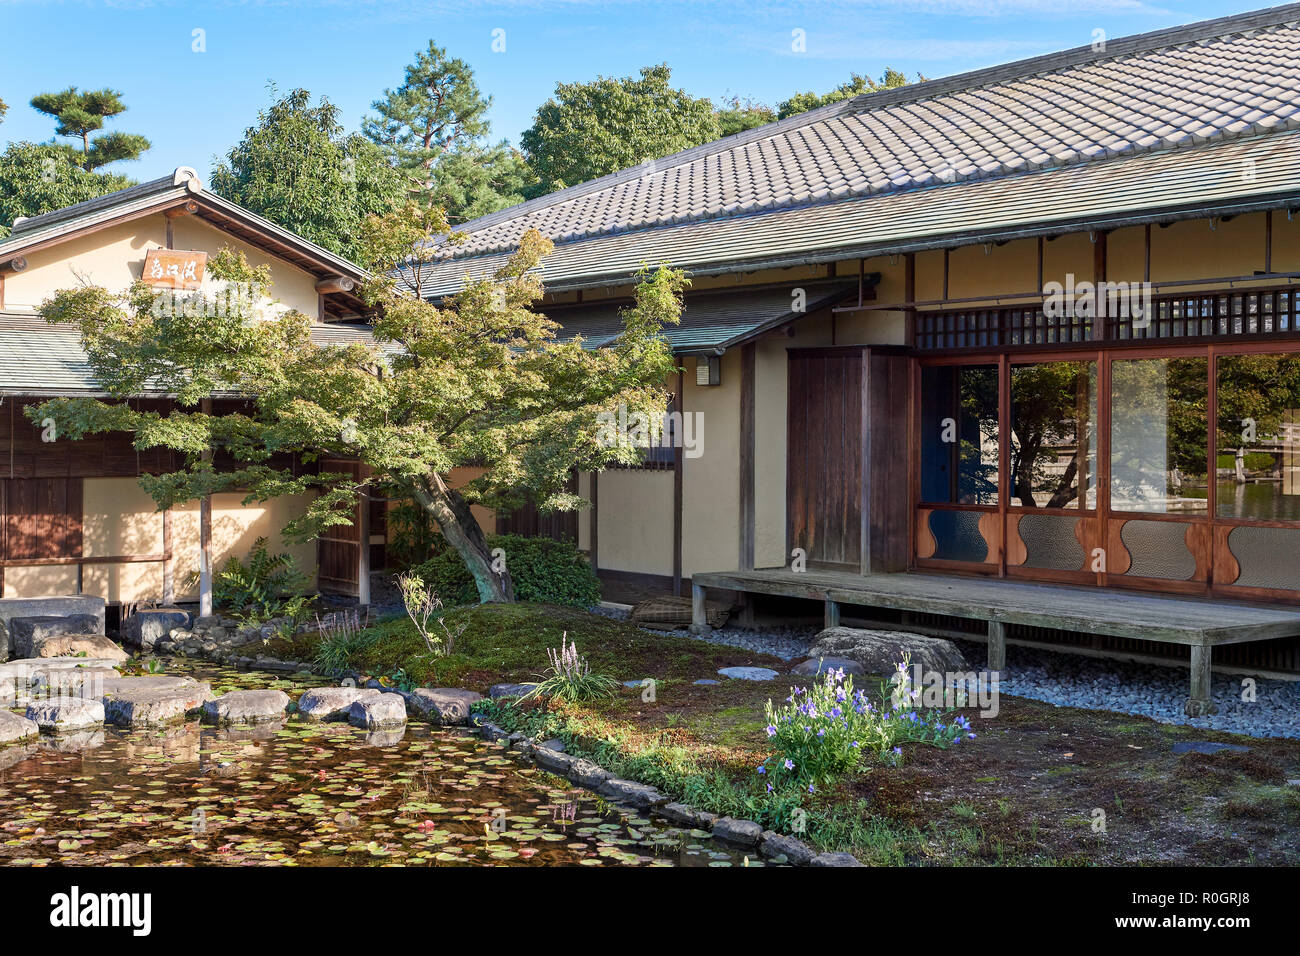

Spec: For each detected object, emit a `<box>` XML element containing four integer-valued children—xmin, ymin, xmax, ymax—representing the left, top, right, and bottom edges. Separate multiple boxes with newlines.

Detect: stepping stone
<box><xmin>348</xmin><ymin>693</ymin><xmax>407</xmax><ymax>730</ymax></box>
<box><xmin>693</xmin><ymin>679</ymin><xmax>720</xmax><ymax>685</ymax></box>
<box><xmin>403</xmin><ymin>687</ymin><xmax>482</xmax><ymax>726</ymax></box>
<box><xmin>1172</xmin><ymin>741</ymin><xmax>1251</xmax><ymax>756</ymax></box>
<box><xmin>717</xmin><ymin>666</ymin><xmax>779</xmax><ymax>681</ymax></box>
<box><xmin>297</xmin><ymin>687</ymin><xmax>380</xmax><ymax>721</ymax></box>
<box><xmin>790</xmin><ymin>656</ymin><xmax>864</xmax><ymax>677</ymax></box>
<box><xmin>100</xmin><ymin>676</ymin><xmax>213</xmax><ymax>727</ymax></box>
<box><xmin>25</xmin><ymin>698</ymin><xmax>105</xmax><ymax>733</ymax></box>
<box><xmin>120</xmin><ymin>608</ymin><xmax>192</xmax><ymax>651</ymax></box>
<box><xmin>201</xmin><ymin>689</ymin><xmax>290</xmax><ymax>725</ymax></box>
<box><xmin>489</xmin><ymin>682</ymin><xmax>536</xmax><ymax>699</ymax></box>
<box><xmin>0</xmin><ymin>709</ymin><xmax>38</xmax><ymax>744</ymax></box>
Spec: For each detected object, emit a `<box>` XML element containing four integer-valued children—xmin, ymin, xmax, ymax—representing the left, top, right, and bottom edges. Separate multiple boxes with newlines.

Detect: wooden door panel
<box><xmin>787</xmin><ymin>349</ymin><xmax>863</xmax><ymax>569</ymax></box>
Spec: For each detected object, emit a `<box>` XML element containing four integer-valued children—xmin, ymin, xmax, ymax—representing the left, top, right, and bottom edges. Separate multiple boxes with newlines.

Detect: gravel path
<box><xmin>598</xmin><ymin>606</ymin><xmax>1299</xmax><ymax>740</ymax></box>
<box><xmin>591</xmin><ymin>605</ymin><xmax>817</xmax><ymax>660</ymax></box>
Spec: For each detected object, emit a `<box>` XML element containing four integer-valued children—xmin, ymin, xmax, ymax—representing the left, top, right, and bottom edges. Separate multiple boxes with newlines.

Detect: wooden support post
<box><xmin>198</xmin><ymin>398</ymin><xmax>213</xmax><ymax>619</ymax></box>
<box><xmin>824</xmin><ymin>598</ymin><xmax>840</xmax><ymax>629</ymax></box>
<box><xmin>986</xmin><ymin>619</ymin><xmax>1006</xmax><ymax>672</ymax></box>
<box><xmin>162</xmin><ymin>509</ymin><xmax>174</xmax><ymax>605</ymax></box>
<box><xmin>739</xmin><ymin>343</ymin><xmax>756</xmax><ymax>572</ymax></box>
<box><xmin>357</xmin><ymin>484</ymin><xmax>371</xmax><ymax>607</ymax></box>
<box><xmin>672</xmin><ymin>370</ymin><xmax>684</xmax><ymax>596</ymax></box>
<box><xmin>589</xmin><ymin>470</ymin><xmax>599</xmax><ymax>572</ymax></box>
<box><xmin>690</xmin><ymin>582</ymin><xmax>710</xmax><ymax>633</ymax></box>
<box><xmin>1185</xmin><ymin>643</ymin><xmax>1217</xmax><ymax>717</ymax></box>
<box><xmin>736</xmin><ymin>592</ymin><xmax>756</xmax><ymax>627</ymax></box>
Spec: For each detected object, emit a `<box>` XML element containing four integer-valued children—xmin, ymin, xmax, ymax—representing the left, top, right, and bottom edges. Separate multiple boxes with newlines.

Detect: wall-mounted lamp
<box><xmin>695</xmin><ymin>355</ymin><xmax>721</xmax><ymax>386</ymax></box>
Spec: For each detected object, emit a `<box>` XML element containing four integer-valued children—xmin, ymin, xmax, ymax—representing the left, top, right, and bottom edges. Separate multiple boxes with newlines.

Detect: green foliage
<box><xmin>36</xmin><ymin>203</ymin><xmax>682</xmax><ymax>605</ymax></box>
<box><xmin>0</xmin><ymin>142</ymin><xmax>133</xmax><ymax>236</ymax></box>
<box><xmin>1218</xmin><ymin>452</ymin><xmax>1276</xmax><ymax>471</ymax></box>
<box><xmin>777</xmin><ymin>68</ymin><xmax>920</xmax><ymax>119</ymax></box>
<box><xmin>386</xmin><ymin>499</ymin><xmax>440</xmax><ymax>568</ymax></box>
<box><xmin>411</xmin><ymin>534</ymin><xmax>601</xmax><ymax>607</ymax></box>
<box><xmin>210</xmin><ymin>87</ymin><xmax>405</xmax><ymax>264</ymax></box>
<box><xmin>760</xmin><ymin>666</ymin><xmax>974</xmax><ymax>787</ymax></box>
<box><xmin>313</xmin><ymin>619</ymin><xmax>384</xmax><ymax>676</ymax></box>
<box><xmin>521</xmin><ymin>64</ymin><xmax>720</xmax><ymax>193</ymax></box>
<box><xmin>714</xmin><ymin>95</ymin><xmax>776</xmax><ymax>137</ymax></box>
<box><xmin>521</xmin><ymin>633</ymin><xmax>618</xmax><ymax>703</ymax></box>
<box><xmin>363</xmin><ymin>41</ymin><xmax>534</xmax><ymax>223</ymax></box>
<box><xmin>29</xmin><ymin>86</ymin><xmax>150</xmax><ymax>170</ymax></box>
<box><xmin>213</xmin><ymin>536</ymin><xmax>310</xmax><ymax>623</ymax></box>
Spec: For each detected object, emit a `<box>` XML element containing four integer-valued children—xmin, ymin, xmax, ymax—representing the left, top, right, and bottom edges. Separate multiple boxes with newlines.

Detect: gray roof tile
<box><xmin>408</xmin><ymin>6</ymin><xmax>1300</xmax><ymax>297</ymax></box>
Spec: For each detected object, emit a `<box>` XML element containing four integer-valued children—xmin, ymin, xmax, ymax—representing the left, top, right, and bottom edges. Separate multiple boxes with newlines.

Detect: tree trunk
<box><xmin>412</xmin><ymin>473</ymin><xmax>515</xmax><ymax>603</ymax></box>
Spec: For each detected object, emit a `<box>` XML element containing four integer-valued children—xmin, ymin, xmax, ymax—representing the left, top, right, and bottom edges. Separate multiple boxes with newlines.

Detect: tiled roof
<box><xmin>0</xmin><ymin>167</ymin><xmax>370</xmax><ymax>285</ymax></box>
<box><xmin>546</xmin><ymin>281</ymin><xmax>859</xmax><ymax>353</ymax></box>
<box><xmin>0</xmin><ymin>314</ymin><xmax>389</xmax><ymax>396</ymax></box>
<box><xmin>411</xmin><ymin>4</ymin><xmax>1300</xmax><ymax>297</ymax></box>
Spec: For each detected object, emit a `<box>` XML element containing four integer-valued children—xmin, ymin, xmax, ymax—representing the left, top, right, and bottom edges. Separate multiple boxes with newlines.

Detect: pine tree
<box><xmin>364</xmin><ymin>41</ymin><xmax>525</xmax><ymax>221</ymax></box>
<box><xmin>29</xmin><ymin>87</ymin><xmax>150</xmax><ymax>171</ymax></box>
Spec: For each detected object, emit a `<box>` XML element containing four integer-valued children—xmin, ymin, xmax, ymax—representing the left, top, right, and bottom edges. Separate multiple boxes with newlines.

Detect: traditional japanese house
<box><xmin>0</xmin><ymin>166</ymin><xmax>381</xmax><ymax>620</ymax></box>
<box><xmin>409</xmin><ymin>4</ymin><xmax>1300</xmax><ymax>712</ymax></box>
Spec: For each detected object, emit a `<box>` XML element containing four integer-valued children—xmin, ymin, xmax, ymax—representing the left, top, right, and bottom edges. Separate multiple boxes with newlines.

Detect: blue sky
<box><xmin>0</xmin><ymin>0</ymin><xmax>1266</xmax><ymax>183</ymax></box>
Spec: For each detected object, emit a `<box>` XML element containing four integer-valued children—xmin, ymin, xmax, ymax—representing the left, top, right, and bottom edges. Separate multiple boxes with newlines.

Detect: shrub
<box><xmin>396</xmin><ymin>572</ymin><xmax>464</xmax><ymax>656</ymax></box>
<box><xmin>411</xmin><ymin>533</ymin><xmax>601</xmax><ymax>607</ymax></box>
<box><xmin>759</xmin><ymin>665</ymin><xmax>975</xmax><ymax>788</ymax></box>
<box><xmin>213</xmin><ymin>537</ymin><xmax>311</xmax><ymax>623</ymax></box>
<box><xmin>522</xmin><ymin>633</ymin><xmax>618</xmax><ymax>703</ymax></box>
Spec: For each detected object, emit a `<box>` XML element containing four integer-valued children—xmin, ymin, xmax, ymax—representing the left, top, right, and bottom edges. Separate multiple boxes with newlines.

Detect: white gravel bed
<box><xmin>596</xmin><ymin>605</ymin><xmax>1298</xmax><ymax>739</ymax></box>
<box><xmin>986</xmin><ymin>644</ymin><xmax>1300</xmax><ymax>740</ymax></box>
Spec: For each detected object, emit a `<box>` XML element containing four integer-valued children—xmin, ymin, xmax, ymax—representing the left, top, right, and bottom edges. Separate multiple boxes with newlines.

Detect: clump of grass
<box><xmin>313</xmin><ymin>608</ymin><xmax>379</xmax><ymax>676</ymax></box>
<box><xmin>522</xmin><ymin>633</ymin><xmax>618</xmax><ymax>704</ymax></box>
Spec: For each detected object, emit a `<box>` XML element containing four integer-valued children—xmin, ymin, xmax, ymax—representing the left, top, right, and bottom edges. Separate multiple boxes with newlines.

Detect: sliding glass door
<box><xmin>914</xmin><ymin>343</ymin><xmax>1300</xmax><ymax>601</ymax></box>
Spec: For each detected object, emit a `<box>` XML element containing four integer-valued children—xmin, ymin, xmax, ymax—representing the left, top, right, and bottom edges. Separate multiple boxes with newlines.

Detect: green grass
<box><xmin>255</xmin><ymin>602</ymin><xmax>768</xmax><ymax>691</ymax></box>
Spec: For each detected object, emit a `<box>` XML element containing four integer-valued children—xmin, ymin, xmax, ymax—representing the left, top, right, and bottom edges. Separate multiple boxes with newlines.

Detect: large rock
<box><xmin>712</xmin><ymin>816</ymin><xmax>763</xmax><ymax>846</ymax></box>
<box><xmin>0</xmin><ymin>596</ymin><xmax>105</xmax><ymax>661</ymax></box>
<box><xmin>202</xmin><ymin>689</ymin><xmax>289</xmax><ymax>725</ymax></box>
<box><xmin>120</xmin><ymin>608</ymin><xmax>192</xmax><ymax>651</ymax></box>
<box><xmin>809</xmin><ymin>851</ymin><xmax>866</xmax><ymax>867</ymax></box>
<box><xmin>659</xmin><ymin>802</ymin><xmax>717</xmax><ymax>829</ymax></box>
<box><xmin>101</xmin><ymin>675</ymin><xmax>213</xmax><ymax>727</ymax></box>
<box><xmin>348</xmin><ymin>693</ymin><xmax>407</xmax><ymax>730</ymax></box>
<box><xmin>760</xmin><ymin>831</ymin><xmax>816</xmax><ymax>865</ymax></box>
<box><xmin>25</xmin><ymin>698</ymin><xmax>105</xmax><ymax>733</ymax></box>
<box><xmin>808</xmin><ymin>627</ymin><xmax>968</xmax><ymax>677</ymax></box>
<box><xmin>8</xmin><ymin>613</ymin><xmax>102</xmax><ymax>658</ymax></box>
<box><xmin>597</xmin><ymin>777</ymin><xmax>668</xmax><ymax>809</ymax></box>
<box><xmin>403</xmin><ymin>687</ymin><xmax>483</xmax><ymax>726</ymax></box>
<box><xmin>790</xmin><ymin>656</ymin><xmax>864</xmax><ymax>677</ymax></box>
<box><xmin>0</xmin><ymin>709</ymin><xmax>39</xmax><ymax>745</ymax></box>
<box><xmin>297</xmin><ymin>687</ymin><xmax>380</xmax><ymax>721</ymax></box>
<box><xmin>15</xmin><ymin>630</ymin><xmax>127</xmax><ymax>662</ymax></box>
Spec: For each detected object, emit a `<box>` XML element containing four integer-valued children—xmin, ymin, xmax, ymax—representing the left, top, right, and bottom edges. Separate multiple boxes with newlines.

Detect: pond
<box><xmin>0</xmin><ymin>664</ymin><xmax>769</xmax><ymax>867</ymax></box>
